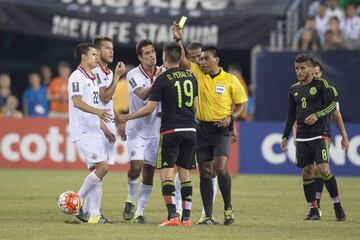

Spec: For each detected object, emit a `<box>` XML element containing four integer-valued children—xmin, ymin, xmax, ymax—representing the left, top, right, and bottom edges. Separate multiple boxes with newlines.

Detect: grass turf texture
<box><xmin>0</xmin><ymin>169</ymin><xmax>359</xmax><ymax>240</ymax></box>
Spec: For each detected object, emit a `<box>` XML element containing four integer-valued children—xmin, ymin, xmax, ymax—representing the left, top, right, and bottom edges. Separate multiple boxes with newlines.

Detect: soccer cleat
<box><xmin>133</xmin><ymin>215</ymin><xmax>146</xmax><ymax>224</ymax></box>
<box><xmin>223</xmin><ymin>209</ymin><xmax>235</xmax><ymax>225</ymax></box>
<box><xmin>335</xmin><ymin>206</ymin><xmax>346</xmax><ymax>221</ymax></box>
<box><xmin>181</xmin><ymin>220</ymin><xmax>192</xmax><ymax>226</ymax></box>
<box><xmin>303</xmin><ymin>208</ymin><xmax>320</xmax><ymax>221</ymax></box>
<box><xmin>197</xmin><ymin>217</ymin><xmax>219</xmax><ymax>225</ymax></box>
<box><xmin>75</xmin><ymin>207</ymin><xmax>90</xmax><ymax>222</ymax></box>
<box><xmin>122</xmin><ymin>201</ymin><xmax>135</xmax><ymax>221</ymax></box>
<box><xmin>158</xmin><ymin>218</ymin><xmax>181</xmax><ymax>227</ymax></box>
<box><xmin>88</xmin><ymin>215</ymin><xmax>114</xmax><ymax>224</ymax></box>
<box><xmin>198</xmin><ymin>214</ymin><xmax>206</xmax><ymax>224</ymax></box>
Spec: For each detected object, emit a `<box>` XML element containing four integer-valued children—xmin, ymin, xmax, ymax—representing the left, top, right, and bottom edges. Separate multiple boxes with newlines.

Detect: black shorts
<box><xmin>196</xmin><ymin>121</ymin><xmax>231</xmax><ymax>164</ymax></box>
<box><xmin>296</xmin><ymin>138</ymin><xmax>331</xmax><ymax>168</ymax></box>
<box><xmin>156</xmin><ymin>131</ymin><xmax>196</xmax><ymax>170</ymax></box>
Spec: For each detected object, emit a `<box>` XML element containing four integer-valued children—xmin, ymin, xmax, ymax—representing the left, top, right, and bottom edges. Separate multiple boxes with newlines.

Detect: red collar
<box><xmin>139</xmin><ymin>64</ymin><xmax>156</xmax><ymax>83</ymax></box>
<box><xmin>98</xmin><ymin>64</ymin><xmax>111</xmax><ymax>76</ymax></box>
<box><xmin>78</xmin><ymin>66</ymin><xmax>96</xmax><ymax>81</ymax></box>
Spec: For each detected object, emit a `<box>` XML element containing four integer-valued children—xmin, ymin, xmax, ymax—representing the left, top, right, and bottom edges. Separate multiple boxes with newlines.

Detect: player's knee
<box><xmin>129</xmin><ymin>162</ymin><xmax>142</xmax><ymax>178</ymax></box>
<box><xmin>215</xmin><ymin>166</ymin><xmax>227</xmax><ymax>177</ymax></box>
<box><xmin>199</xmin><ymin>166</ymin><xmax>213</xmax><ymax>179</ymax></box>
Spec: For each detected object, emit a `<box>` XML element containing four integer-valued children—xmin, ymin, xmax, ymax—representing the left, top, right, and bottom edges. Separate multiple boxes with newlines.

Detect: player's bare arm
<box><xmin>99</xmin><ymin>61</ymin><xmax>126</xmax><ymax>103</ymax></box>
<box><xmin>100</xmin><ymin>120</ymin><xmax>116</xmax><ymax>143</ymax></box>
<box><xmin>117</xmin><ymin>101</ymin><xmax>158</xmax><ymax>123</ymax></box>
<box><xmin>332</xmin><ymin>109</ymin><xmax>349</xmax><ymax>151</ymax></box>
<box><xmin>133</xmin><ymin>87</ymin><xmax>153</xmax><ymax>100</ymax></box>
<box><xmin>72</xmin><ymin>95</ymin><xmax>112</xmax><ymax>122</ymax></box>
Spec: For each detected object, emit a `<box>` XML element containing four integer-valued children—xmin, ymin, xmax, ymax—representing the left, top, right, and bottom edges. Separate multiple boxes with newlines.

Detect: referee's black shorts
<box><xmin>196</xmin><ymin>121</ymin><xmax>232</xmax><ymax>164</ymax></box>
<box><xmin>156</xmin><ymin>130</ymin><xmax>196</xmax><ymax>170</ymax></box>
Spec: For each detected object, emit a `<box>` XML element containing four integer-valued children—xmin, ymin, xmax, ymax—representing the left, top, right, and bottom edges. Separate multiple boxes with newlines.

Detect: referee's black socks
<box><xmin>200</xmin><ymin>177</ymin><xmax>213</xmax><ymax>218</ymax></box>
<box><xmin>218</xmin><ymin>171</ymin><xmax>232</xmax><ymax>210</ymax></box>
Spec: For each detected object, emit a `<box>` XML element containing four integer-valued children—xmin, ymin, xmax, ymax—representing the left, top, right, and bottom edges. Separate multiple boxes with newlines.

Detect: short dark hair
<box><xmin>74</xmin><ymin>43</ymin><xmax>95</xmax><ymax>65</ymax></box>
<box><xmin>186</xmin><ymin>42</ymin><xmax>202</xmax><ymax>52</ymax></box>
<box><xmin>136</xmin><ymin>39</ymin><xmax>154</xmax><ymax>56</ymax></box>
<box><xmin>202</xmin><ymin>46</ymin><xmax>219</xmax><ymax>58</ymax></box>
<box><xmin>295</xmin><ymin>53</ymin><xmax>313</xmax><ymax>64</ymax></box>
<box><xmin>163</xmin><ymin>42</ymin><xmax>182</xmax><ymax>64</ymax></box>
<box><xmin>93</xmin><ymin>36</ymin><xmax>113</xmax><ymax>49</ymax></box>
<box><xmin>312</xmin><ymin>59</ymin><xmax>325</xmax><ymax>76</ymax></box>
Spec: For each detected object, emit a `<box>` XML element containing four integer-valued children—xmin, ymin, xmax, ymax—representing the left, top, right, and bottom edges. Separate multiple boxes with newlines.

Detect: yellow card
<box><xmin>178</xmin><ymin>16</ymin><xmax>187</xmax><ymax>28</ymax></box>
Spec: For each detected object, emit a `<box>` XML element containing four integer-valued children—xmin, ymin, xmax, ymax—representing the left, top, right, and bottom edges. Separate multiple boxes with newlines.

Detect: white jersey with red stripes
<box><xmin>126</xmin><ymin>64</ymin><xmax>161</xmax><ymax>138</ymax></box>
<box><xmin>68</xmin><ymin>67</ymin><xmax>102</xmax><ymax>142</ymax></box>
<box><xmin>92</xmin><ymin>65</ymin><xmax>115</xmax><ymax>134</ymax></box>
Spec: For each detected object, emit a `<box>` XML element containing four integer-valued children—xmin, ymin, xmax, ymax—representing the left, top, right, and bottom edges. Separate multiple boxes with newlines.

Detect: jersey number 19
<box><xmin>174</xmin><ymin>80</ymin><xmax>193</xmax><ymax>108</ymax></box>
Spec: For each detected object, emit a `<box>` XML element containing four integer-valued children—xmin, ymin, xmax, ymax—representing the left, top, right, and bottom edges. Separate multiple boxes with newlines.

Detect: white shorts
<box><xmin>127</xmin><ymin>133</ymin><xmax>159</xmax><ymax>167</ymax></box>
<box><xmin>101</xmin><ymin>134</ymin><xmax>115</xmax><ymax>165</ymax></box>
<box><xmin>75</xmin><ymin>135</ymin><xmax>107</xmax><ymax>169</ymax></box>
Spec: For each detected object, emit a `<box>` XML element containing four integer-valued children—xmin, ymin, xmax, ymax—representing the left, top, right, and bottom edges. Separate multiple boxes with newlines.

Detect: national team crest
<box><xmin>215</xmin><ymin>84</ymin><xmax>225</xmax><ymax>95</ymax></box>
<box><xmin>72</xmin><ymin>82</ymin><xmax>79</xmax><ymax>92</ymax></box>
<box><xmin>310</xmin><ymin>87</ymin><xmax>317</xmax><ymax>95</ymax></box>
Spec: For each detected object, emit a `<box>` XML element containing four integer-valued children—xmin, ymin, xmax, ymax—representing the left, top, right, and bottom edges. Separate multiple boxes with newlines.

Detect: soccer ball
<box><xmin>58</xmin><ymin>191</ymin><xmax>81</xmax><ymax>214</ymax></box>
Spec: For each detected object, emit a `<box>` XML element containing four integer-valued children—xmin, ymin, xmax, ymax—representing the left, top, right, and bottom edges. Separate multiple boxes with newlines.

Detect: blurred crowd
<box><xmin>292</xmin><ymin>0</ymin><xmax>360</xmax><ymax>51</ymax></box>
<box><xmin>0</xmin><ymin>61</ymin><xmax>254</xmax><ymax>121</ymax></box>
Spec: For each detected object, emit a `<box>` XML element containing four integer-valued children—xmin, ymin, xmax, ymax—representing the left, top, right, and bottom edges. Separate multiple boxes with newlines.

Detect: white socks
<box><xmin>135</xmin><ymin>184</ymin><xmax>153</xmax><ymax>217</ymax></box>
<box><xmin>174</xmin><ymin>173</ymin><xmax>182</xmax><ymax>213</ymax></box>
<box><xmin>78</xmin><ymin>171</ymin><xmax>101</xmax><ymax>203</ymax></box>
<box><xmin>127</xmin><ymin>177</ymin><xmax>140</xmax><ymax>202</ymax></box>
<box><xmin>89</xmin><ymin>182</ymin><xmax>102</xmax><ymax>217</ymax></box>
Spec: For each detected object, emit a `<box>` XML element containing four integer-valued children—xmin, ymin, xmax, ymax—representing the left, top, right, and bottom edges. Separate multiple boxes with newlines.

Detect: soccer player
<box><xmin>68</xmin><ymin>43</ymin><xmax>113</xmax><ymax>224</ymax></box>
<box><xmin>172</xmin><ymin>23</ymin><xmax>248</xmax><ymax>225</ymax></box>
<box><xmin>281</xmin><ymin>54</ymin><xmax>346</xmax><ymax>221</ymax></box>
<box><xmin>122</xmin><ymin>39</ymin><xmax>161</xmax><ymax>224</ymax></box>
<box><xmin>75</xmin><ymin>37</ymin><xmax>126</xmax><ymax>222</ymax></box>
<box><xmin>173</xmin><ymin>41</ymin><xmax>219</xmax><ymax>221</ymax></box>
<box><xmin>303</xmin><ymin>59</ymin><xmax>349</xmax><ymax>216</ymax></box>
<box><xmin>117</xmin><ymin>42</ymin><xmax>198</xmax><ymax>227</ymax></box>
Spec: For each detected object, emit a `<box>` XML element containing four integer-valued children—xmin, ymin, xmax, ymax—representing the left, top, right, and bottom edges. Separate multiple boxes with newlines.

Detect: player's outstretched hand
<box><xmin>97</xmin><ymin>108</ymin><xmax>112</xmax><ymax>123</ymax></box>
<box><xmin>280</xmin><ymin>137</ymin><xmax>288</xmax><ymax>152</ymax></box>
<box><xmin>172</xmin><ymin>21</ymin><xmax>182</xmax><ymax>40</ymax></box>
<box><xmin>115</xmin><ymin>61</ymin><xmax>126</xmax><ymax>79</ymax></box>
<box><xmin>304</xmin><ymin>113</ymin><xmax>318</xmax><ymax>125</ymax></box>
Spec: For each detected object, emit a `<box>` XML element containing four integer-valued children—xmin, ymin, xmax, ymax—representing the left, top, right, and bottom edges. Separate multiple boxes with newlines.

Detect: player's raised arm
<box><xmin>172</xmin><ymin>21</ymin><xmax>191</xmax><ymax>70</ymax></box>
<box><xmin>99</xmin><ymin>61</ymin><xmax>126</xmax><ymax>103</ymax></box>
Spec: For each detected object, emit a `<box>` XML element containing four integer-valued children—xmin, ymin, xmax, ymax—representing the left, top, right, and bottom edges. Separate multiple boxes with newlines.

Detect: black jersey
<box><xmin>149</xmin><ymin>67</ymin><xmax>198</xmax><ymax>132</ymax></box>
<box><xmin>282</xmin><ymin>77</ymin><xmax>337</xmax><ymax>139</ymax></box>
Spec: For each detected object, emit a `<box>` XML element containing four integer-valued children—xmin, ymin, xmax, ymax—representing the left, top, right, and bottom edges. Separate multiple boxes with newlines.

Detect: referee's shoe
<box><xmin>223</xmin><ymin>209</ymin><xmax>235</xmax><ymax>225</ymax></box>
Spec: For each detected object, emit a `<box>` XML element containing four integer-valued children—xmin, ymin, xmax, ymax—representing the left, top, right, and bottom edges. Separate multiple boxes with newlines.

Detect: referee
<box><xmin>172</xmin><ymin>22</ymin><xmax>248</xmax><ymax>225</ymax></box>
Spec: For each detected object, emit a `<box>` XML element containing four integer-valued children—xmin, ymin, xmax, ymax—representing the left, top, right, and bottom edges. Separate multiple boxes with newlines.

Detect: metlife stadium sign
<box><xmin>239</xmin><ymin>122</ymin><xmax>360</xmax><ymax>176</ymax></box>
<box><xmin>0</xmin><ymin>0</ymin><xmax>292</xmax><ymax>49</ymax></box>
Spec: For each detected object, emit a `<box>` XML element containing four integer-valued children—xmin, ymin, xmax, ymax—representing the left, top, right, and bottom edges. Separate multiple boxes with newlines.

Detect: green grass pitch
<box><xmin>0</xmin><ymin>169</ymin><xmax>359</xmax><ymax>240</ymax></box>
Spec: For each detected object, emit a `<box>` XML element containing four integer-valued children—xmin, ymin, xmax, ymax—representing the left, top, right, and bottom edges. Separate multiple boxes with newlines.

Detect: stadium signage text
<box><xmin>60</xmin><ymin>0</ymin><xmax>229</xmax><ymax>11</ymax></box>
<box><xmin>52</xmin><ymin>15</ymin><xmax>218</xmax><ymax>45</ymax></box>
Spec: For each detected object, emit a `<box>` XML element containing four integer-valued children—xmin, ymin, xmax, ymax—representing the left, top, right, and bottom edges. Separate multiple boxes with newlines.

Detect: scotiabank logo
<box><xmin>0</xmin><ymin>118</ymin><xmax>128</xmax><ymax>170</ymax></box>
<box><xmin>261</xmin><ymin>133</ymin><xmax>360</xmax><ymax>166</ymax></box>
